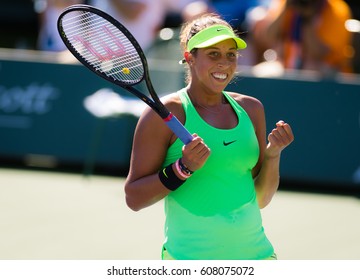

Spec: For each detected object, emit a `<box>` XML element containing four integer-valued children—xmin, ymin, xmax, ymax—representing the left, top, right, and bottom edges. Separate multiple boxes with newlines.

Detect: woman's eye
<box><xmin>207</xmin><ymin>51</ymin><xmax>237</xmax><ymax>61</ymax></box>
<box><xmin>227</xmin><ymin>52</ymin><xmax>238</xmax><ymax>61</ymax></box>
<box><xmin>209</xmin><ymin>52</ymin><xmax>219</xmax><ymax>58</ymax></box>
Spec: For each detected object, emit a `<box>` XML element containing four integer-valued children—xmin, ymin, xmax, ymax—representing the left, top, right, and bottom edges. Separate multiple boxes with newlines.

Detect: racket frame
<box><xmin>57</xmin><ymin>4</ymin><xmax>193</xmax><ymax>144</ymax></box>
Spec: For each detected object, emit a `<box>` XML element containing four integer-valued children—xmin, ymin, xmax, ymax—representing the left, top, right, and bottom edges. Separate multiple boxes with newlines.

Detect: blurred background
<box><xmin>1</xmin><ymin>0</ymin><xmax>359</xmax><ymax>189</ymax></box>
<box><xmin>0</xmin><ymin>0</ymin><xmax>359</xmax><ymax>260</ymax></box>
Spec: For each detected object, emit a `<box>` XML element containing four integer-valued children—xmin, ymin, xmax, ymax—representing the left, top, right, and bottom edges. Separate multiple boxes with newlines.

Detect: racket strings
<box><xmin>61</xmin><ymin>11</ymin><xmax>144</xmax><ymax>84</ymax></box>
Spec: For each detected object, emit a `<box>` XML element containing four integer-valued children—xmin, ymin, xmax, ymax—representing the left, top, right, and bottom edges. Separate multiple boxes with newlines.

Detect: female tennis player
<box><xmin>124</xmin><ymin>13</ymin><xmax>294</xmax><ymax>260</ymax></box>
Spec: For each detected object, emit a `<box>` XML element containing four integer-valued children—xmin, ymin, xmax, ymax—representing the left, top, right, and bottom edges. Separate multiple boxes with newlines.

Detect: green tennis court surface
<box><xmin>0</xmin><ymin>168</ymin><xmax>359</xmax><ymax>260</ymax></box>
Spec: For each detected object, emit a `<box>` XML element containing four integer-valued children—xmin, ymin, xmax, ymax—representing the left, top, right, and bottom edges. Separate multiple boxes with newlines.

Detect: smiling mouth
<box><xmin>212</xmin><ymin>72</ymin><xmax>227</xmax><ymax>80</ymax></box>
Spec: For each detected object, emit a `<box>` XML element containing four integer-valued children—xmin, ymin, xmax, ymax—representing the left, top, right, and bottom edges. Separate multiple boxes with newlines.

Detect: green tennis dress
<box><xmin>162</xmin><ymin>88</ymin><xmax>274</xmax><ymax>260</ymax></box>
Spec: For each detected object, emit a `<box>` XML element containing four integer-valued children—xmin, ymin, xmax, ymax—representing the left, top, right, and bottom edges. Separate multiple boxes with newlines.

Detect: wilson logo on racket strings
<box><xmin>73</xmin><ymin>26</ymin><xmax>126</xmax><ymax>61</ymax></box>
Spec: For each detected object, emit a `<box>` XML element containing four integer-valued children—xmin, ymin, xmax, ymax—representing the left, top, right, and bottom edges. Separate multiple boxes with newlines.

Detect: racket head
<box><xmin>57</xmin><ymin>4</ymin><xmax>148</xmax><ymax>87</ymax></box>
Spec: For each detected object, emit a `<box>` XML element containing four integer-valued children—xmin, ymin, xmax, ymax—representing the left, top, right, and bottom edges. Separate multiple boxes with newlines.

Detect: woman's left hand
<box><xmin>266</xmin><ymin>120</ymin><xmax>294</xmax><ymax>158</ymax></box>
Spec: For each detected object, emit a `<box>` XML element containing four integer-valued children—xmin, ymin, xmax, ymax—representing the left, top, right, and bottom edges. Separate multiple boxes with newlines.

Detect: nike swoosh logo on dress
<box><xmin>223</xmin><ymin>140</ymin><xmax>237</xmax><ymax>146</ymax></box>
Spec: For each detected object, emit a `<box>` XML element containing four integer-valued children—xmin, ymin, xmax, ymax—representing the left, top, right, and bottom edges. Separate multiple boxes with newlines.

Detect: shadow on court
<box><xmin>0</xmin><ymin>168</ymin><xmax>359</xmax><ymax>260</ymax></box>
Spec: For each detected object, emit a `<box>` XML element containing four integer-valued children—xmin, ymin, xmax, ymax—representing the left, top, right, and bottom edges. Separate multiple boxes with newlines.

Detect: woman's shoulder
<box><xmin>160</xmin><ymin>91</ymin><xmax>184</xmax><ymax>110</ymax></box>
<box><xmin>227</xmin><ymin>91</ymin><xmax>264</xmax><ymax>112</ymax></box>
<box><xmin>161</xmin><ymin>91</ymin><xmax>182</xmax><ymax>104</ymax></box>
<box><xmin>226</xmin><ymin>91</ymin><xmax>265</xmax><ymax>132</ymax></box>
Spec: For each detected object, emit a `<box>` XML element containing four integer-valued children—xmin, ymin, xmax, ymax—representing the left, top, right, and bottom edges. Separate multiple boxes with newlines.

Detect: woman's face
<box><xmin>189</xmin><ymin>38</ymin><xmax>238</xmax><ymax>94</ymax></box>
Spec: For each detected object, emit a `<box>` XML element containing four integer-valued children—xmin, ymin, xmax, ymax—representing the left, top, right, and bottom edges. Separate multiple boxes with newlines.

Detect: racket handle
<box><xmin>164</xmin><ymin>113</ymin><xmax>193</xmax><ymax>144</ymax></box>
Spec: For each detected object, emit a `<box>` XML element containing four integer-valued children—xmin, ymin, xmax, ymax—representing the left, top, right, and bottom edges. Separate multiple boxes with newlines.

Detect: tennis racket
<box><xmin>57</xmin><ymin>4</ymin><xmax>193</xmax><ymax>144</ymax></box>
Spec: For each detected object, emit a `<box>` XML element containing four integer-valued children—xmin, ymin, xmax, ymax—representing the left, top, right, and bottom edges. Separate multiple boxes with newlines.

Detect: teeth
<box><xmin>213</xmin><ymin>73</ymin><xmax>227</xmax><ymax>80</ymax></box>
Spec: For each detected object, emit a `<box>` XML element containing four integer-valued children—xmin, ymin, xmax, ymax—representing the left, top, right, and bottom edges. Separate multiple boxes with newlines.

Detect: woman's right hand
<box><xmin>181</xmin><ymin>134</ymin><xmax>211</xmax><ymax>172</ymax></box>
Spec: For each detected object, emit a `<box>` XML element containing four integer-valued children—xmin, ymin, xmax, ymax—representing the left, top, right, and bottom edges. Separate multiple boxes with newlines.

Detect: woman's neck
<box><xmin>186</xmin><ymin>87</ymin><xmax>227</xmax><ymax>114</ymax></box>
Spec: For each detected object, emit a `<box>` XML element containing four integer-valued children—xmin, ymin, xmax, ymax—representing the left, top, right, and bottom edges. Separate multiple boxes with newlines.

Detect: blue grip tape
<box><xmin>164</xmin><ymin>114</ymin><xmax>193</xmax><ymax>144</ymax></box>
